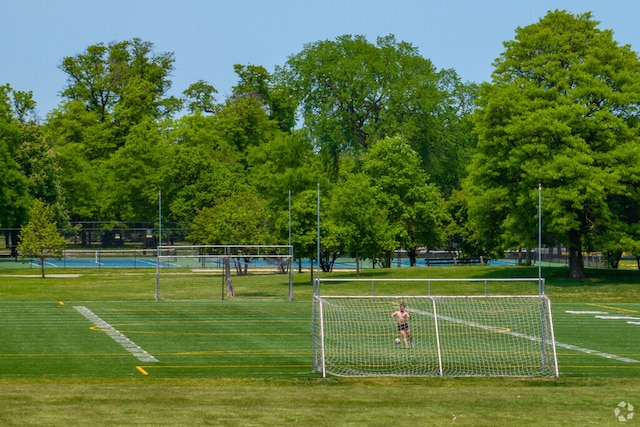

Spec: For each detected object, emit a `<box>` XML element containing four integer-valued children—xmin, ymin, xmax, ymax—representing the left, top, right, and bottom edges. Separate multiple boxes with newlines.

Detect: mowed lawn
<box><xmin>0</xmin><ymin>265</ymin><xmax>639</xmax><ymax>425</ymax></box>
<box><xmin>1</xmin><ymin>300</ymin><xmax>639</xmax><ymax>379</ymax></box>
<box><xmin>0</xmin><ymin>300</ymin><xmax>313</xmax><ymax>378</ymax></box>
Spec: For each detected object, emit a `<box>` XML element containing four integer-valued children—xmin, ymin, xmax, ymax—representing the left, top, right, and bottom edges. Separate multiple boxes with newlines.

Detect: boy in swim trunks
<box><xmin>390</xmin><ymin>302</ymin><xmax>413</xmax><ymax>348</ymax></box>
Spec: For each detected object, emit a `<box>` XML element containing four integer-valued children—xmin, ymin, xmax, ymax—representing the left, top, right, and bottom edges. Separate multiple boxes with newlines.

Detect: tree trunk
<box><xmin>384</xmin><ymin>250</ymin><xmax>392</xmax><ymax>268</ymax></box>
<box><xmin>11</xmin><ymin>229</ymin><xmax>19</xmax><ymax>259</ymax></box>
<box><xmin>224</xmin><ymin>256</ymin><xmax>235</xmax><ymax>297</ymax></box>
<box><xmin>355</xmin><ymin>251</ymin><xmax>360</xmax><ymax>277</ymax></box>
<box><xmin>40</xmin><ymin>255</ymin><xmax>46</xmax><ymax>278</ymax></box>
<box><xmin>568</xmin><ymin>230</ymin><xmax>586</xmax><ymax>279</ymax></box>
<box><xmin>408</xmin><ymin>248</ymin><xmax>418</xmax><ymax>267</ymax></box>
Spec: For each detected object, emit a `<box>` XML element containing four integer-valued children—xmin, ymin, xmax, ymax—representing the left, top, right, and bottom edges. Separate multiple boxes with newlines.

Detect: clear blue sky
<box><xmin>3</xmin><ymin>0</ymin><xmax>639</xmax><ymax>118</ymax></box>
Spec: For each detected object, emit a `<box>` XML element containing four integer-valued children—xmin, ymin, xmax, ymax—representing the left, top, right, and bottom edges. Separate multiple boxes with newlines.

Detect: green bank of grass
<box><xmin>0</xmin><ymin>377</ymin><xmax>638</xmax><ymax>426</ymax></box>
<box><xmin>1</xmin><ymin>264</ymin><xmax>639</xmax><ymax>302</ymax></box>
<box><xmin>0</xmin><ymin>265</ymin><xmax>639</xmax><ymax>425</ymax></box>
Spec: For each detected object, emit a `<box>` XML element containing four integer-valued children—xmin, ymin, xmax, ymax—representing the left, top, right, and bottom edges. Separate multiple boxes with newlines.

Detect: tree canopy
<box><xmin>467</xmin><ymin>10</ymin><xmax>640</xmax><ymax>278</ymax></box>
<box><xmin>4</xmin><ymin>20</ymin><xmax>640</xmax><ymax>277</ymax></box>
<box><xmin>284</xmin><ymin>34</ymin><xmax>473</xmax><ymax>190</ymax></box>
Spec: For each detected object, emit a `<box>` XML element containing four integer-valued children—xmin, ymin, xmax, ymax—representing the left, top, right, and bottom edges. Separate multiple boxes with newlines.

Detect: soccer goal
<box><xmin>155</xmin><ymin>245</ymin><xmax>294</xmax><ymax>301</ymax></box>
<box><xmin>313</xmin><ymin>294</ymin><xmax>558</xmax><ymax>378</ymax></box>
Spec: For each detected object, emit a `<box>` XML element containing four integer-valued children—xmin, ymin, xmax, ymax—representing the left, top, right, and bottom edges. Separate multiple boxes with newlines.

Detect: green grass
<box><xmin>0</xmin><ymin>265</ymin><xmax>639</xmax><ymax>425</ymax></box>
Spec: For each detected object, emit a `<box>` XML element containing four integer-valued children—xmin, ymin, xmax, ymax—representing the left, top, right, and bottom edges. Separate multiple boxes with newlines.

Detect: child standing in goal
<box><xmin>390</xmin><ymin>302</ymin><xmax>413</xmax><ymax>348</ymax></box>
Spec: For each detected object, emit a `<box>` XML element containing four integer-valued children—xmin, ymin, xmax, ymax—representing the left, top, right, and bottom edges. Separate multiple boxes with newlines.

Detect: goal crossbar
<box><xmin>314</xmin><ymin>277</ymin><xmax>546</xmax><ymax>296</ymax></box>
<box><xmin>313</xmin><ymin>294</ymin><xmax>558</xmax><ymax>378</ymax></box>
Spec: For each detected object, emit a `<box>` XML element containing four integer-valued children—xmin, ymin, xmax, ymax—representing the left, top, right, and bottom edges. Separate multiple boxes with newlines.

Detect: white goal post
<box><xmin>313</xmin><ymin>294</ymin><xmax>558</xmax><ymax>378</ymax></box>
<box><xmin>155</xmin><ymin>245</ymin><xmax>294</xmax><ymax>301</ymax></box>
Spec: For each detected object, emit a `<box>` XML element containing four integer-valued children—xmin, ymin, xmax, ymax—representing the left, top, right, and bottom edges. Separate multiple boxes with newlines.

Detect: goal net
<box><xmin>313</xmin><ymin>295</ymin><xmax>557</xmax><ymax>377</ymax></box>
<box><xmin>155</xmin><ymin>245</ymin><xmax>294</xmax><ymax>301</ymax></box>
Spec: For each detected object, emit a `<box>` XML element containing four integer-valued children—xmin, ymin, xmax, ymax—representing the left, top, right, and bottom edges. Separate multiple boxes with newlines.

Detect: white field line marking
<box><xmin>553</xmin><ymin>342</ymin><xmax>639</xmax><ymax>363</ymax></box>
<box><xmin>74</xmin><ymin>306</ymin><xmax>159</xmax><ymax>363</ymax></box>
<box><xmin>565</xmin><ymin>311</ymin><xmax>608</xmax><ymax>315</ymax></box>
<box><xmin>411</xmin><ymin>307</ymin><xmax>640</xmax><ymax>364</ymax></box>
<box><xmin>595</xmin><ymin>315</ymin><xmax>640</xmax><ymax>320</ymax></box>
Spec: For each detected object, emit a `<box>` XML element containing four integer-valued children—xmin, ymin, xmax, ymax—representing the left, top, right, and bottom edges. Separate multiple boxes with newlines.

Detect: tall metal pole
<box><xmin>288</xmin><ymin>190</ymin><xmax>293</xmax><ymax>302</ymax></box>
<box><xmin>158</xmin><ymin>190</ymin><xmax>162</xmax><ymax>249</ymax></box>
<box><xmin>538</xmin><ymin>183</ymin><xmax>543</xmax><ymax>294</ymax></box>
<box><xmin>288</xmin><ymin>190</ymin><xmax>292</xmax><ymax>246</ymax></box>
<box><xmin>316</xmin><ymin>183</ymin><xmax>321</xmax><ymax>294</ymax></box>
<box><xmin>155</xmin><ymin>190</ymin><xmax>162</xmax><ymax>301</ymax></box>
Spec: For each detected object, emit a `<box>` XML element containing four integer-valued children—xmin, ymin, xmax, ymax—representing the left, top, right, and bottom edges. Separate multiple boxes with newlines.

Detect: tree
<box><xmin>327</xmin><ymin>173</ymin><xmax>395</xmax><ymax>275</ymax></box>
<box><xmin>362</xmin><ymin>136</ymin><xmax>449</xmax><ymax>267</ymax></box>
<box><xmin>17</xmin><ymin>200</ymin><xmax>66</xmax><ymax>278</ymax></box>
<box><xmin>99</xmin><ymin>119</ymin><xmax>169</xmax><ymax>226</ymax></box>
<box><xmin>183</xmin><ymin>80</ymin><xmax>218</xmax><ymax>114</ymax></box>
<box><xmin>214</xmin><ymin>93</ymin><xmax>279</xmax><ymax>155</ymax></box>
<box><xmin>284</xmin><ymin>34</ymin><xmax>471</xmax><ymax>184</ymax></box>
<box><xmin>57</xmin><ymin>38</ymin><xmax>181</xmax><ymax>163</ymax></box>
<box><xmin>188</xmin><ymin>191</ymin><xmax>276</xmax><ymax>296</ymax></box>
<box><xmin>289</xmin><ymin>189</ymin><xmax>321</xmax><ymax>277</ymax></box>
<box><xmin>15</xmin><ymin>123</ymin><xmax>67</xmax><ymax>225</ymax></box>
<box><xmin>60</xmin><ymin>38</ymin><xmax>180</xmax><ymax>124</ymax></box>
<box><xmin>47</xmin><ymin>39</ymin><xmax>182</xmax><ymax>231</ymax></box>
<box><xmin>233</xmin><ymin>64</ymin><xmax>297</xmax><ymax>132</ymax></box>
<box><xmin>468</xmin><ymin>10</ymin><xmax>640</xmax><ymax>278</ymax></box>
<box><xmin>245</xmin><ymin>130</ymin><xmax>323</xmax><ymax>212</ymax></box>
<box><xmin>0</xmin><ymin>85</ymin><xmax>36</xmax><ymax>254</ymax></box>
<box><xmin>189</xmin><ymin>192</ymin><xmax>275</xmax><ymax>247</ymax></box>
<box><xmin>443</xmin><ymin>189</ymin><xmax>492</xmax><ymax>259</ymax></box>
<box><xmin>161</xmin><ymin>113</ymin><xmax>244</xmax><ymax>228</ymax></box>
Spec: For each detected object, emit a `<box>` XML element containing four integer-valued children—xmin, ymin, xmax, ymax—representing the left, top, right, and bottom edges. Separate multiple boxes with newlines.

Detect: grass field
<box><xmin>0</xmin><ymin>264</ymin><xmax>639</xmax><ymax>425</ymax></box>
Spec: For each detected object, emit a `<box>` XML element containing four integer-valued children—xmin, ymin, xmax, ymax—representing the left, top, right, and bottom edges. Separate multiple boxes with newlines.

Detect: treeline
<box><xmin>3</xmin><ymin>11</ymin><xmax>640</xmax><ymax>278</ymax></box>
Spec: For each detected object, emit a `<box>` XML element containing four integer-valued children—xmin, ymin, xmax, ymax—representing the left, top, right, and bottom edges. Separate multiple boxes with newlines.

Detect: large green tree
<box><xmin>468</xmin><ymin>10</ymin><xmax>640</xmax><ymax>278</ymax></box>
<box><xmin>233</xmin><ymin>64</ymin><xmax>297</xmax><ymax>132</ymax></box>
<box><xmin>188</xmin><ymin>191</ymin><xmax>276</xmax><ymax>295</ymax></box>
<box><xmin>0</xmin><ymin>86</ymin><xmax>31</xmax><ymax>227</ymax></box>
<box><xmin>284</xmin><ymin>34</ymin><xmax>473</xmax><ymax>189</ymax></box>
<box><xmin>49</xmin><ymin>39</ymin><xmax>182</xmax><ymax>228</ymax></box>
<box><xmin>161</xmin><ymin>113</ymin><xmax>243</xmax><ymax>228</ymax></box>
<box><xmin>0</xmin><ymin>85</ymin><xmax>44</xmax><ymax>253</ymax></box>
<box><xmin>59</xmin><ymin>38</ymin><xmax>180</xmax><ymax>126</ymax></box>
<box><xmin>362</xmin><ymin>136</ymin><xmax>448</xmax><ymax>267</ymax></box>
<box><xmin>326</xmin><ymin>172</ymin><xmax>395</xmax><ymax>274</ymax></box>
<box><xmin>99</xmin><ymin>120</ymin><xmax>170</xmax><ymax>226</ymax></box>
<box><xmin>289</xmin><ymin>189</ymin><xmax>320</xmax><ymax>276</ymax></box>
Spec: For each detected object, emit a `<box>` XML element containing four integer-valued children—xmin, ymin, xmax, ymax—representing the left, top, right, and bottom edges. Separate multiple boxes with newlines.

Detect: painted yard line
<box><xmin>595</xmin><ymin>315</ymin><xmax>640</xmax><ymax>320</ymax></box>
<box><xmin>565</xmin><ymin>311</ymin><xmax>608</xmax><ymax>315</ymax></box>
<box><xmin>587</xmin><ymin>303</ymin><xmax>638</xmax><ymax>313</ymax></box>
<box><xmin>74</xmin><ymin>306</ymin><xmax>159</xmax><ymax>363</ymax></box>
<box><xmin>136</xmin><ymin>366</ymin><xmax>149</xmax><ymax>375</ymax></box>
<box><xmin>411</xmin><ymin>306</ymin><xmax>640</xmax><ymax>364</ymax></box>
<box><xmin>553</xmin><ymin>342</ymin><xmax>639</xmax><ymax>364</ymax></box>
